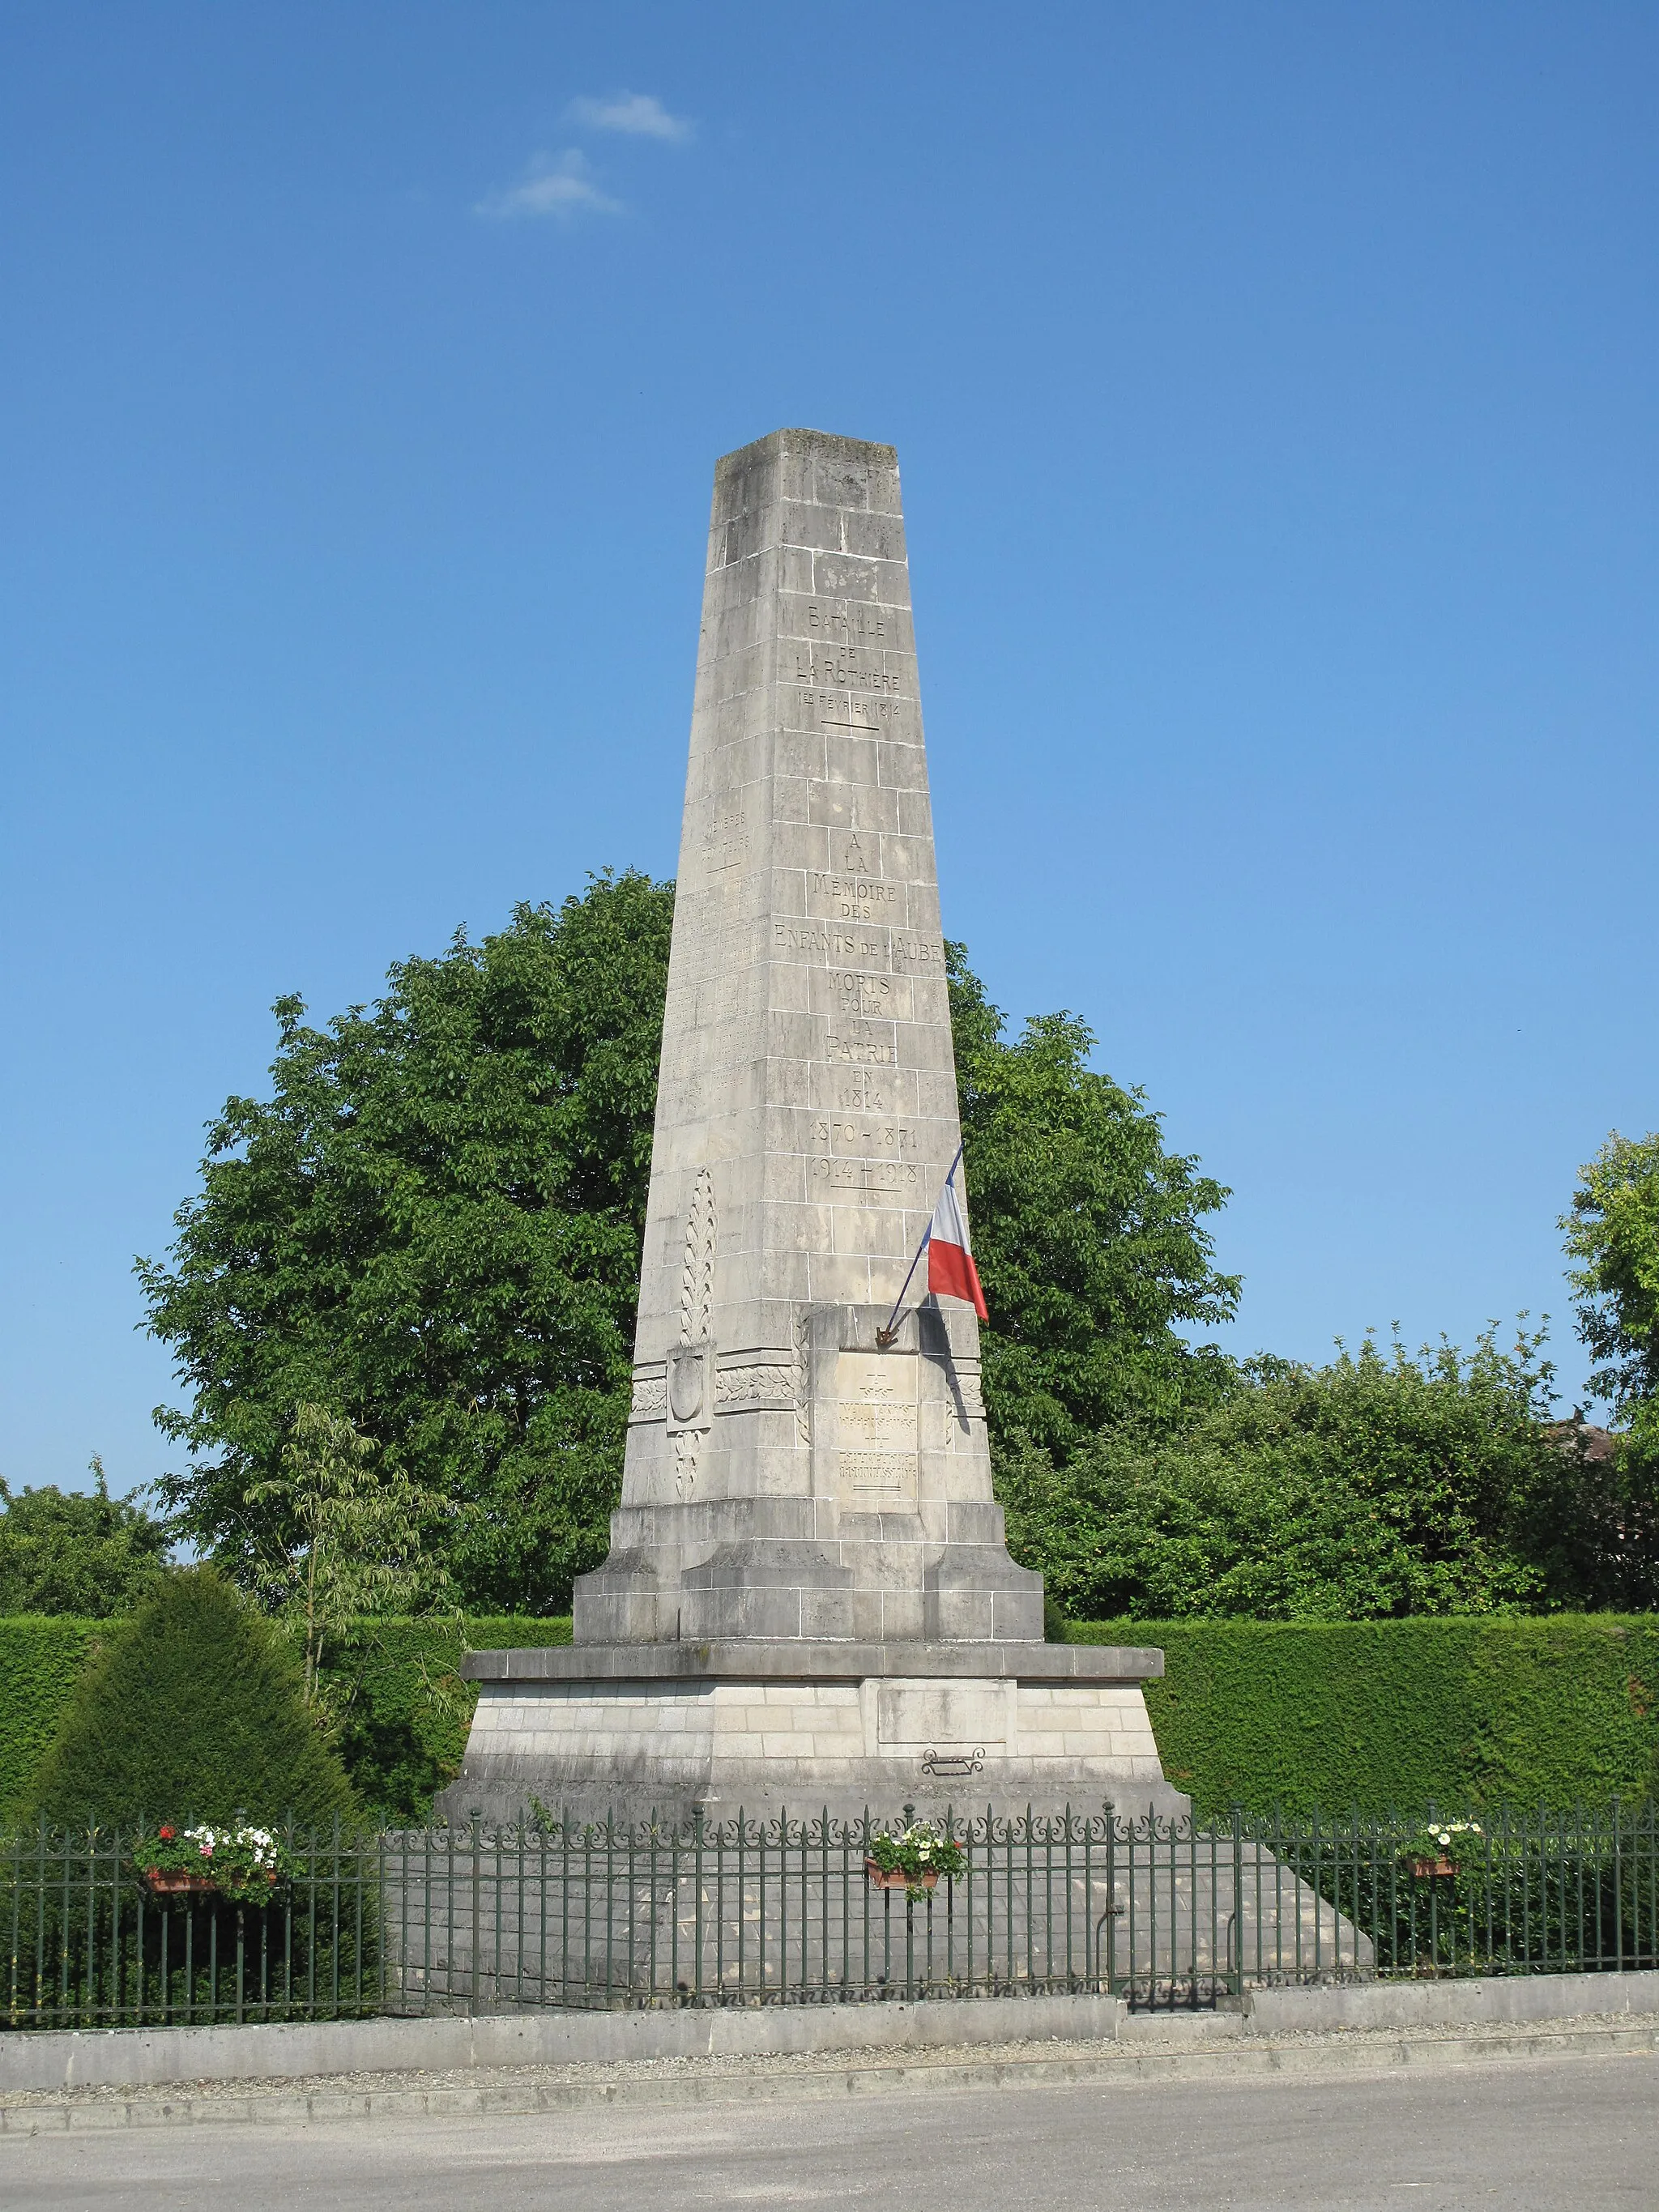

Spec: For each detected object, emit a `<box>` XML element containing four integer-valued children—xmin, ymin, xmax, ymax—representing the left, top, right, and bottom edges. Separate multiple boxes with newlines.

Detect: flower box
<box><xmin>145</xmin><ymin>1865</ymin><xmax>278</xmax><ymax>1898</ymax></box>
<box><xmin>135</xmin><ymin>1823</ymin><xmax>293</xmax><ymax>1906</ymax></box>
<box><xmin>144</xmin><ymin>1869</ymin><xmax>220</xmax><ymax>1897</ymax></box>
<box><xmin>865</xmin><ymin>1858</ymin><xmax>939</xmax><ymax>1894</ymax></box>
<box><xmin>1407</xmin><ymin>1855</ymin><xmax>1456</xmax><ymax>1879</ymax></box>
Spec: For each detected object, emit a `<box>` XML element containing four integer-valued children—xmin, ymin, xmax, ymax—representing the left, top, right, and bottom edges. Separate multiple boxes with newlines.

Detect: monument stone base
<box><xmin>441</xmin><ymin>1640</ymin><xmax>1188</xmax><ymax>1828</ymax></box>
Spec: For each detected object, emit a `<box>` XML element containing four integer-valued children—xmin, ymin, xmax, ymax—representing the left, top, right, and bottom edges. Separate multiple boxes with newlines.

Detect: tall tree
<box><xmin>1563</xmin><ymin>1132</ymin><xmax>1659</xmax><ymax>1462</ymax></box>
<box><xmin>139</xmin><ymin>873</ymin><xmax>674</xmax><ymax>1613</ymax></box>
<box><xmin>140</xmin><ymin>891</ymin><xmax>1247</xmax><ymax>1612</ymax></box>
<box><xmin>948</xmin><ymin>945</ymin><xmax>1240</xmax><ymax>1461</ymax></box>
<box><xmin>1561</xmin><ymin>1130</ymin><xmax>1659</xmax><ymax>1581</ymax></box>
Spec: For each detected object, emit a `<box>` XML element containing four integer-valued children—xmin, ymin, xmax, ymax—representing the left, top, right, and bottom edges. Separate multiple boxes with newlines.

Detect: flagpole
<box><xmin>875</xmin><ymin>1141</ymin><xmax>964</xmax><ymax>1349</ymax></box>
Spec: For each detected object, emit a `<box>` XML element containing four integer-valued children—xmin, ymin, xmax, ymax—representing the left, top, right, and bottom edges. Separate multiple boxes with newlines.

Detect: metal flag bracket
<box><xmin>875</xmin><ymin>1140</ymin><xmax>964</xmax><ymax>1347</ymax></box>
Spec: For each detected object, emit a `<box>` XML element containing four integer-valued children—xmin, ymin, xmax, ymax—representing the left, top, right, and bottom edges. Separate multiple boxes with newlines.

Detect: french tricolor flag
<box><xmin>924</xmin><ymin>1148</ymin><xmax>987</xmax><ymax>1319</ymax></box>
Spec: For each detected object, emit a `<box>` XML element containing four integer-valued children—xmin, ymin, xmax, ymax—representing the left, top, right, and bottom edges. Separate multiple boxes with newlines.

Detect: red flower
<box><xmin>158</xmin><ymin>1826</ymin><xmax>176</xmax><ymax>1840</ymax></box>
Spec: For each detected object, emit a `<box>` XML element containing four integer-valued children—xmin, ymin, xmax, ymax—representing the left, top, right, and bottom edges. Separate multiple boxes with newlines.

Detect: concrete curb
<box><xmin>1246</xmin><ymin>1968</ymin><xmax>1659</xmax><ymax>2033</ymax></box>
<box><xmin>4</xmin><ymin>2022</ymin><xmax>1659</xmax><ymax>2133</ymax></box>
<box><xmin>0</xmin><ymin>1994</ymin><xmax>1124</xmax><ymax>2095</ymax></box>
<box><xmin>4</xmin><ymin>1972</ymin><xmax>1659</xmax><ymax>2102</ymax></box>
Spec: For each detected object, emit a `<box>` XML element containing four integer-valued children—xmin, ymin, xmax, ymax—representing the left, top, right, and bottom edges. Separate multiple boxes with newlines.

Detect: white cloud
<box><xmin>566</xmin><ymin>91</ymin><xmax>692</xmax><ymax>143</ymax></box>
<box><xmin>475</xmin><ymin>149</ymin><xmax>622</xmax><ymax>222</ymax></box>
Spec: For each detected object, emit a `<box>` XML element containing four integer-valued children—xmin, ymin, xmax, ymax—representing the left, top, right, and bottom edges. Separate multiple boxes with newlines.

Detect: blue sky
<box><xmin>2</xmin><ymin>2</ymin><xmax>1654</xmax><ymax>1496</ymax></box>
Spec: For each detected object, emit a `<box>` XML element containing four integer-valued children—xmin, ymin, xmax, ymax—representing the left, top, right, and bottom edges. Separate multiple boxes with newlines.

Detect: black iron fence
<box><xmin>6</xmin><ymin>1801</ymin><xmax>1658</xmax><ymax>2029</ymax></box>
<box><xmin>2</xmin><ymin>1821</ymin><xmax>381</xmax><ymax>2030</ymax></box>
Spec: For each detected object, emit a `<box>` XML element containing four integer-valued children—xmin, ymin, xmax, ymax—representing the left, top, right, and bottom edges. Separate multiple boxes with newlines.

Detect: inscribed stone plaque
<box><xmin>876</xmin><ymin>1682</ymin><xmax>1008</xmax><ymax>1752</ymax></box>
<box><xmin>835</xmin><ymin>1350</ymin><xmax>919</xmax><ymax>1508</ymax></box>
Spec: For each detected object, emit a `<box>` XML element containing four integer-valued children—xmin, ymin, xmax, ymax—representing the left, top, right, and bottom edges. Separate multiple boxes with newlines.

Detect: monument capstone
<box><xmin>449</xmin><ymin>428</ymin><xmax>1180</xmax><ymax>1824</ymax></box>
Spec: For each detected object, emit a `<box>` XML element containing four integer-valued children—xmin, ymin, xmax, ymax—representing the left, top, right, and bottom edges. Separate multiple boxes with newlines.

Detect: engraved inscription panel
<box><xmin>827</xmin><ymin>970</ymin><xmax>898</xmax><ymax>1018</ymax></box>
<box><xmin>836</xmin><ymin>1351</ymin><xmax>919</xmax><ymax>1507</ymax></box>
<box><xmin>825</xmin><ymin>1022</ymin><xmax>897</xmax><ymax>1067</ymax></box>
<box><xmin>808</xmin><ymin>870</ymin><xmax>902</xmax><ymax>921</ymax></box>
<box><xmin>797</xmin><ymin>688</ymin><xmax>907</xmax><ymax>732</ymax></box>
<box><xmin>773</xmin><ymin>918</ymin><xmax>888</xmax><ymax>963</ymax></box>
<box><xmin>810</xmin><ymin>1118</ymin><xmax>918</xmax><ymax>1155</ymax></box>
<box><xmin>801</xmin><ymin>600</ymin><xmax>889</xmax><ymax>643</ymax></box>
<box><xmin>790</xmin><ymin>645</ymin><xmax>904</xmax><ymax>695</ymax></box>
<box><xmin>812</xmin><ymin>1156</ymin><xmax>920</xmax><ymax>1195</ymax></box>
<box><xmin>701</xmin><ymin>801</ymin><xmax>748</xmax><ymax>873</ymax></box>
<box><xmin>876</xmin><ymin>1683</ymin><xmax>1009</xmax><ymax>1752</ymax></box>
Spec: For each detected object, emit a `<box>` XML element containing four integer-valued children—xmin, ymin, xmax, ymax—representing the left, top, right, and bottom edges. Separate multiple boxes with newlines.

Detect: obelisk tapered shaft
<box><xmin>574</xmin><ymin>428</ymin><xmax>1040</xmax><ymax>1647</ymax></box>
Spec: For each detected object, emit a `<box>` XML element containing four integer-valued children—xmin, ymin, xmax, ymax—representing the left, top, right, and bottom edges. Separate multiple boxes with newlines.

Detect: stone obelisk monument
<box><xmin>451</xmin><ymin>429</ymin><xmax>1175</xmax><ymax>1822</ymax></box>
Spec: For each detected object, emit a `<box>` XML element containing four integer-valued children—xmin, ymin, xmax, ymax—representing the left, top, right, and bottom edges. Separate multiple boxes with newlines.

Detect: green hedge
<box><xmin>325</xmin><ymin>1616</ymin><xmax>572</xmax><ymax>1822</ymax></box>
<box><xmin>1068</xmin><ymin>1616</ymin><xmax>1659</xmax><ymax>1818</ymax></box>
<box><xmin>0</xmin><ymin>1617</ymin><xmax>102</xmax><ymax>1820</ymax></box>
<box><xmin>11</xmin><ymin>1612</ymin><xmax>1659</xmax><ymax>1827</ymax></box>
<box><xmin>0</xmin><ymin>1614</ymin><xmax>573</xmax><ymax>1826</ymax></box>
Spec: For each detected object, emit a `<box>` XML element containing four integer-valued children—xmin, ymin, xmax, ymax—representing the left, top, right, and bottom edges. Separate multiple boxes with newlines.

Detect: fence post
<box><xmin>1102</xmin><ymin>1801</ymin><xmax>1117</xmax><ymax>1993</ymax></box>
<box><xmin>1230</xmin><ymin>1807</ymin><xmax>1244</xmax><ymax>2000</ymax></box>
<box><xmin>693</xmin><ymin>1804</ymin><xmax>706</xmax><ymax>2005</ymax></box>
<box><xmin>467</xmin><ymin>1807</ymin><xmax>483</xmax><ymax>2017</ymax></box>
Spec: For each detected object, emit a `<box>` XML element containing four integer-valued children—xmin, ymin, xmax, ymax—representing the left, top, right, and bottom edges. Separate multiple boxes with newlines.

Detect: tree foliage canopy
<box><xmin>140</xmin><ymin>873</ymin><xmax>674</xmax><ymax>1613</ymax></box>
<box><xmin>0</xmin><ymin>1460</ymin><xmax>173</xmax><ymax>1617</ymax></box>
<box><xmin>999</xmin><ymin>1326</ymin><xmax>1652</xmax><ymax>1620</ymax></box>
<box><xmin>948</xmin><ymin>946</ymin><xmax>1239</xmax><ymax>1460</ymax></box>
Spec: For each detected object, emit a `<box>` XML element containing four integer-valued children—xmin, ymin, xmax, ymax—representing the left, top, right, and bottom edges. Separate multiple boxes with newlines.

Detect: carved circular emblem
<box><xmin>668</xmin><ymin>1346</ymin><xmax>705</xmax><ymax>1422</ymax></box>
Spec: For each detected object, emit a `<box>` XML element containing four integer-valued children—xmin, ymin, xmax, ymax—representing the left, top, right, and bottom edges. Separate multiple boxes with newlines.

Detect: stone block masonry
<box><xmin>458</xmin><ymin>1649</ymin><xmax>1169</xmax><ymax>1822</ymax></box>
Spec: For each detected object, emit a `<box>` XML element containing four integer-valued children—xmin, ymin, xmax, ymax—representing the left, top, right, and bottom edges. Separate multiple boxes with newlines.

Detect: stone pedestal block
<box><xmin>444</xmin><ymin>1643</ymin><xmax>1186</xmax><ymax>1828</ymax></box>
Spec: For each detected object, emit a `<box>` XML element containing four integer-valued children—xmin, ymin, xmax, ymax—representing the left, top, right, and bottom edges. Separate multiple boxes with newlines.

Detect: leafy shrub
<box><xmin>1003</xmin><ymin>1328</ymin><xmax>1619</xmax><ymax>1619</ymax></box>
<box><xmin>24</xmin><ymin>1567</ymin><xmax>357</xmax><ymax>1831</ymax></box>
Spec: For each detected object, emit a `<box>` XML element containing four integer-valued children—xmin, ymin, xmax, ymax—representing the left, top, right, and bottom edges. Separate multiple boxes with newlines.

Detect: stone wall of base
<box><xmin>442</xmin><ymin>1671</ymin><xmax>1179</xmax><ymax>1825</ymax></box>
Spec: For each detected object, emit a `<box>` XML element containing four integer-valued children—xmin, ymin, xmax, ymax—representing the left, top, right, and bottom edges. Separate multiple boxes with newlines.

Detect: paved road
<box><xmin>6</xmin><ymin>2050</ymin><xmax>1657</xmax><ymax>2210</ymax></box>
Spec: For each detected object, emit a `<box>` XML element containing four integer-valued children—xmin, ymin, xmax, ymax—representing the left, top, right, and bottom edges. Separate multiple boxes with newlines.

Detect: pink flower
<box><xmin>198</xmin><ymin>1843</ymin><xmax>213</xmax><ymax>1857</ymax></box>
